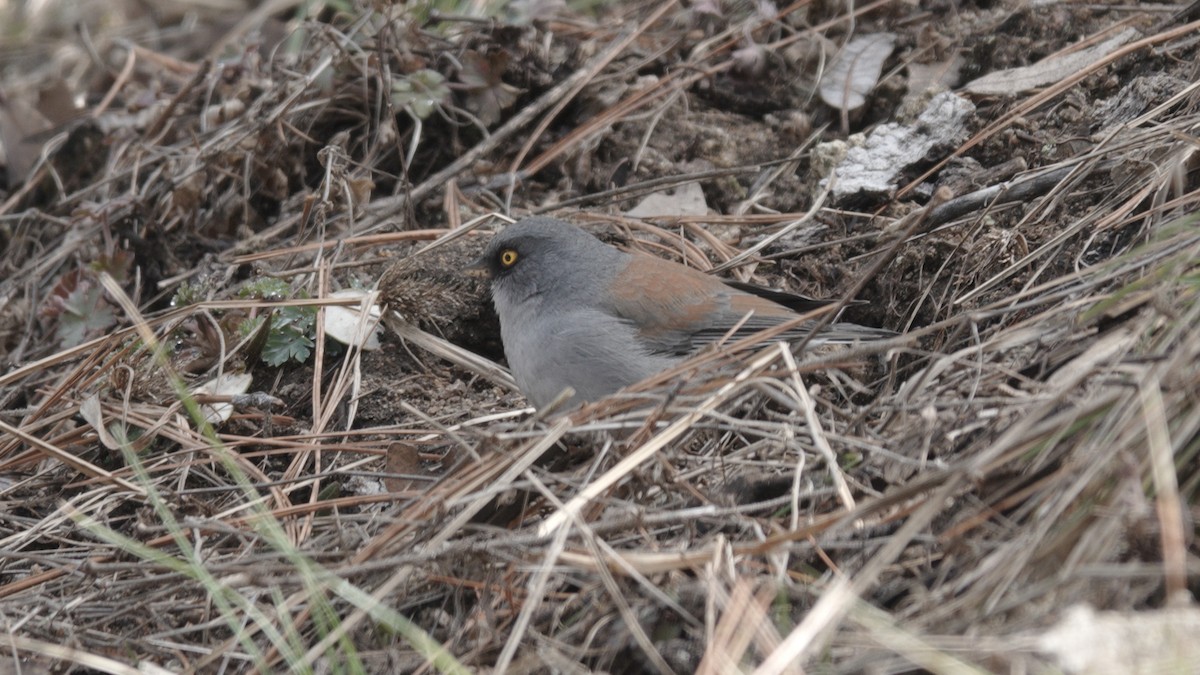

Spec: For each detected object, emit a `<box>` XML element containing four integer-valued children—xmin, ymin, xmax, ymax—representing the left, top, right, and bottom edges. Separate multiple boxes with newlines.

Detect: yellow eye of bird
<box><xmin>500</xmin><ymin>249</ymin><xmax>519</xmax><ymax>267</ymax></box>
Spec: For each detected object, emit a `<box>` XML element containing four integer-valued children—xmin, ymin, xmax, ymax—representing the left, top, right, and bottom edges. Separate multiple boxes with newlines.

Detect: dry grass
<box><xmin>1</xmin><ymin>1</ymin><xmax>1198</xmax><ymax>673</ymax></box>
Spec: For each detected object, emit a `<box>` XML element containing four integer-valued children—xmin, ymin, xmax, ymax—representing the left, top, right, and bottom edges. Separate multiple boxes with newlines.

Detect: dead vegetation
<box><xmin>1</xmin><ymin>1</ymin><xmax>1198</xmax><ymax>673</ymax></box>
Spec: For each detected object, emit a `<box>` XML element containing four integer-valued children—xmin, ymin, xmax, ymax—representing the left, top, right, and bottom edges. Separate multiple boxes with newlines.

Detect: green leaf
<box><xmin>239</xmin><ymin>277</ymin><xmax>291</xmax><ymax>301</ymax></box>
<box><xmin>238</xmin><ymin>315</ymin><xmax>267</xmax><ymax>338</ymax></box>
<box><xmin>391</xmin><ymin>69</ymin><xmax>449</xmax><ymax>120</ymax></box>
<box><xmin>171</xmin><ymin>281</ymin><xmax>202</xmax><ymax>307</ymax></box>
<box><xmin>57</xmin><ymin>284</ymin><xmax>116</xmax><ymax>348</ymax></box>
<box><xmin>261</xmin><ymin>325</ymin><xmax>314</xmax><ymax>367</ymax></box>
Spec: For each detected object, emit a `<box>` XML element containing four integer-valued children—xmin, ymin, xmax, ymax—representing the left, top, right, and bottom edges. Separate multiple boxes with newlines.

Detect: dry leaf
<box><xmin>626</xmin><ymin>181</ymin><xmax>708</xmax><ymax>217</ymax></box>
<box><xmin>324</xmin><ymin>289</ymin><xmax>382</xmax><ymax>350</ymax></box>
<box><xmin>965</xmin><ymin>28</ymin><xmax>1137</xmax><ymax>96</ymax></box>
<box><xmin>819</xmin><ymin>33</ymin><xmax>896</xmax><ymax>111</ymax></box>
<box><xmin>0</xmin><ymin>91</ymin><xmax>53</xmax><ymax>185</ymax></box>
<box><xmin>459</xmin><ymin>51</ymin><xmax>523</xmax><ymax>127</ymax></box>
<box><xmin>1039</xmin><ymin>604</ymin><xmax>1200</xmax><ymax>674</ymax></box>
<box><xmin>192</xmin><ymin>373</ymin><xmax>253</xmax><ymax>424</ymax></box>
<box><xmin>79</xmin><ymin>394</ymin><xmax>119</xmax><ymax>450</ymax></box>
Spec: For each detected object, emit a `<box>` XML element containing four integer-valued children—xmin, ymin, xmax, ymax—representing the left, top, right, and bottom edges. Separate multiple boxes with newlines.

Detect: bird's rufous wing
<box><xmin>604</xmin><ymin>254</ymin><xmax>830</xmax><ymax>355</ymax></box>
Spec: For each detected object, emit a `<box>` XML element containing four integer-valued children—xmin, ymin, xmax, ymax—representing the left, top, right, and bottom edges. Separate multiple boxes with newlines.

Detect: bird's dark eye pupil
<box><xmin>501</xmin><ymin>249</ymin><xmax>518</xmax><ymax>266</ymax></box>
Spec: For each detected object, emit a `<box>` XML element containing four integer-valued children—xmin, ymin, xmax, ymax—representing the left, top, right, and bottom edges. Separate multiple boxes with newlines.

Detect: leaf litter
<box><xmin>0</xmin><ymin>2</ymin><xmax>1198</xmax><ymax>673</ymax></box>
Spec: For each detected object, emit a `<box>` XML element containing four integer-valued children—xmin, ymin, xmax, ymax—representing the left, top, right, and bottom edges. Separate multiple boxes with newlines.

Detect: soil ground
<box><xmin>1</xmin><ymin>1</ymin><xmax>1198</xmax><ymax>673</ymax></box>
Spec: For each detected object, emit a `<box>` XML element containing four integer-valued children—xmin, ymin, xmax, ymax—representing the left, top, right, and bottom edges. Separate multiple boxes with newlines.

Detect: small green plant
<box><xmin>46</xmin><ymin>272</ymin><xmax>116</xmax><ymax>347</ymax></box>
<box><xmin>458</xmin><ymin>51</ymin><xmax>521</xmax><ymax>126</ymax></box>
<box><xmin>239</xmin><ymin>278</ymin><xmax>318</xmax><ymax>367</ymax></box>
<box><xmin>41</xmin><ymin>251</ymin><xmax>133</xmax><ymax>348</ymax></box>
<box><xmin>171</xmin><ymin>280</ymin><xmax>203</xmax><ymax>307</ymax></box>
<box><xmin>391</xmin><ymin>69</ymin><xmax>450</xmax><ymax>120</ymax></box>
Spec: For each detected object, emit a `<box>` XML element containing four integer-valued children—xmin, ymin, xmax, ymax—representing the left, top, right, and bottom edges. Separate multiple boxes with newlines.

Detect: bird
<box><xmin>469</xmin><ymin>216</ymin><xmax>894</xmax><ymax>410</ymax></box>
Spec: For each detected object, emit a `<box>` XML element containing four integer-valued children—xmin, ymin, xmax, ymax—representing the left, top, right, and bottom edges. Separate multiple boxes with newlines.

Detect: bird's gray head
<box><xmin>472</xmin><ymin>217</ymin><xmax>625</xmax><ymax>308</ymax></box>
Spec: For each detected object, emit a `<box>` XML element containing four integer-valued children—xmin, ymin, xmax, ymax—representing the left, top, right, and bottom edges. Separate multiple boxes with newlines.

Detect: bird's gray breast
<box><xmin>495</xmin><ymin>294</ymin><xmax>678</xmax><ymax>409</ymax></box>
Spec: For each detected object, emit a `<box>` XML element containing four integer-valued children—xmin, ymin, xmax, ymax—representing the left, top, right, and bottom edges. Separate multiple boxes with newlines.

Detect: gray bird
<box><xmin>470</xmin><ymin>217</ymin><xmax>894</xmax><ymax>410</ymax></box>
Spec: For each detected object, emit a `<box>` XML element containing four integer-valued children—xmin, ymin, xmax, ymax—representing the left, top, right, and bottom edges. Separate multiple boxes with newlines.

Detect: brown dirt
<box><xmin>1</xmin><ymin>1</ymin><xmax>1198</xmax><ymax>673</ymax></box>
